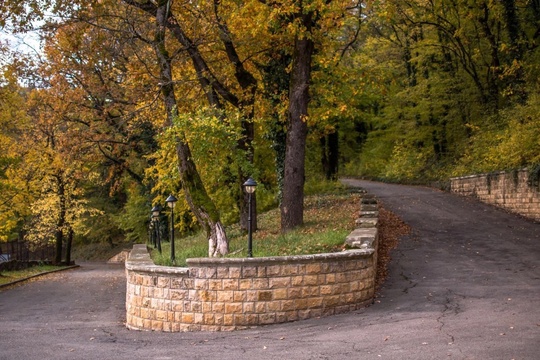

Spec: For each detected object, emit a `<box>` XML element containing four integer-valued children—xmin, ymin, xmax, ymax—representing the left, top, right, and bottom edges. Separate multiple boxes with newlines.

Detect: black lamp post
<box><xmin>151</xmin><ymin>205</ymin><xmax>162</xmax><ymax>254</ymax></box>
<box><xmin>243</xmin><ymin>177</ymin><xmax>257</xmax><ymax>257</ymax></box>
<box><xmin>166</xmin><ymin>194</ymin><xmax>178</xmax><ymax>262</ymax></box>
<box><xmin>149</xmin><ymin>216</ymin><xmax>155</xmax><ymax>248</ymax></box>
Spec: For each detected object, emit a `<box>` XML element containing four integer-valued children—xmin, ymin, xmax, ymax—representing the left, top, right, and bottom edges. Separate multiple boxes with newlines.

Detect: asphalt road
<box><xmin>1</xmin><ymin>180</ymin><xmax>539</xmax><ymax>360</ymax></box>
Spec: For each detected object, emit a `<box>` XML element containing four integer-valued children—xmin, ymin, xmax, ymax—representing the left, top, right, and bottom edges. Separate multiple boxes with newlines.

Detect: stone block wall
<box><xmin>126</xmin><ymin>248</ymin><xmax>376</xmax><ymax>332</ymax></box>
<box><xmin>450</xmin><ymin>169</ymin><xmax>540</xmax><ymax>221</ymax></box>
<box><xmin>125</xmin><ymin>193</ymin><xmax>380</xmax><ymax>332</ymax></box>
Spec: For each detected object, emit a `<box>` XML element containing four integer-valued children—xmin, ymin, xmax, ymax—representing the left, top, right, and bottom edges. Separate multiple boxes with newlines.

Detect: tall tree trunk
<box><xmin>54</xmin><ymin>174</ymin><xmax>66</xmax><ymax>264</ymax></box>
<box><xmin>502</xmin><ymin>0</ymin><xmax>521</xmax><ymax>54</ymax></box>
<box><xmin>153</xmin><ymin>0</ymin><xmax>228</xmax><ymax>256</ymax></box>
<box><xmin>261</xmin><ymin>50</ymin><xmax>290</xmax><ymax>204</ymax></box>
<box><xmin>54</xmin><ymin>229</ymin><xmax>63</xmax><ymax>264</ymax></box>
<box><xmin>478</xmin><ymin>2</ymin><xmax>501</xmax><ymax>107</ymax></box>
<box><xmin>176</xmin><ymin>140</ymin><xmax>228</xmax><ymax>256</ymax></box>
<box><xmin>321</xmin><ymin>136</ymin><xmax>328</xmax><ymax>179</ymax></box>
<box><xmin>501</xmin><ymin>0</ymin><xmax>527</xmax><ymax>103</ymax></box>
<box><xmin>281</xmin><ymin>12</ymin><xmax>314</xmax><ymax>231</ymax></box>
<box><xmin>531</xmin><ymin>0</ymin><xmax>540</xmax><ymax>23</ymax></box>
<box><xmin>321</xmin><ymin>131</ymin><xmax>339</xmax><ymax>180</ymax></box>
<box><xmin>65</xmin><ymin>227</ymin><xmax>73</xmax><ymax>265</ymax></box>
<box><xmin>403</xmin><ymin>38</ymin><xmax>417</xmax><ymax>87</ymax></box>
<box><xmin>124</xmin><ymin>0</ymin><xmax>257</xmax><ymax>236</ymax></box>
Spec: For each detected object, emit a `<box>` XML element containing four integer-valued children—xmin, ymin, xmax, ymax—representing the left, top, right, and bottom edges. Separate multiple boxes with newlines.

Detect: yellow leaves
<box><xmin>146</xmin><ymin>107</ymin><xmax>242</xmax><ymax>211</ymax></box>
<box><xmin>500</xmin><ymin>59</ymin><xmax>523</xmax><ymax>79</ymax></box>
<box><xmin>465</xmin><ymin>123</ymin><xmax>481</xmax><ymax>132</ymax></box>
<box><xmin>1</xmin><ymin>81</ymin><xmax>105</xmax><ymax>243</ymax></box>
<box><xmin>385</xmin><ymin>140</ymin><xmax>430</xmax><ymax>180</ymax></box>
<box><xmin>0</xmin><ymin>218</ymin><xmax>18</xmax><ymax>242</ymax></box>
<box><xmin>453</xmin><ymin>92</ymin><xmax>540</xmax><ymax>175</ymax></box>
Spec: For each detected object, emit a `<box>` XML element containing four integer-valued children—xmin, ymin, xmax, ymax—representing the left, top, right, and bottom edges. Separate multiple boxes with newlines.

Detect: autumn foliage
<box><xmin>1</xmin><ymin>0</ymin><xmax>539</xmax><ymax>261</ymax></box>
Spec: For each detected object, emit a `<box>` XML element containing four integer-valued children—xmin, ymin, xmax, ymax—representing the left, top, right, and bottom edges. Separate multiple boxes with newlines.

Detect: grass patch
<box><xmin>0</xmin><ymin>265</ymin><xmax>64</xmax><ymax>286</ymax></box>
<box><xmin>151</xmin><ymin>190</ymin><xmax>360</xmax><ymax>266</ymax></box>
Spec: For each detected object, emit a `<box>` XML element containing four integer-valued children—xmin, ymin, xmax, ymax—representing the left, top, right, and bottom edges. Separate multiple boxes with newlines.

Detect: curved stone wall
<box><xmin>451</xmin><ymin>169</ymin><xmax>540</xmax><ymax>221</ymax></box>
<box><xmin>125</xmin><ymin>193</ymin><xmax>379</xmax><ymax>332</ymax></box>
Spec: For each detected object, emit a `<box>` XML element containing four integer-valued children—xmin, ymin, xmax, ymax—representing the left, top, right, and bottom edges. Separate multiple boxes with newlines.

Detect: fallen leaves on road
<box><xmin>375</xmin><ymin>207</ymin><xmax>411</xmax><ymax>291</ymax></box>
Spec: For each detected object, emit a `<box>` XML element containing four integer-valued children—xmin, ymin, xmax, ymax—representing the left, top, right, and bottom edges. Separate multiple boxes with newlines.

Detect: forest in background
<box><xmin>1</xmin><ymin>0</ymin><xmax>539</xmax><ymax>261</ymax></box>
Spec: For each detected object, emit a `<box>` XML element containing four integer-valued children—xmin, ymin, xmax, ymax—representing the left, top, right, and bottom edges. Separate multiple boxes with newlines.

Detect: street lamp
<box><xmin>149</xmin><ymin>216</ymin><xmax>155</xmax><ymax>248</ymax></box>
<box><xmin>166</xmin><ymin>194</ymin><xmax>178</xmax><ymax>262</ymax></box>
<box><xmin>151</xmin><ymin>205</ymin><xmax>162</xmax><ymax>254</ymax></box>
<box><xmin>243</xmin><ymin>177</ymin><xmax>257</xmax><ymax>258</ymax></box>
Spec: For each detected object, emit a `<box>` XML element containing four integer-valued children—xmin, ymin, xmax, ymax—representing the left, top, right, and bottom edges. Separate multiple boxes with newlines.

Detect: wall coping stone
<box><xmin>186</xmin><ymin>248</ymin><xmax>374</xmax><ymax>267</ymax></box>
<box><xmin>126</xmin><ymin>244</ymin><xmax>189</xmax><ymax>275</ymax></box>
<box><xmin>126</xmin><ymin>244</ymin><xmax>375</xmax><ymax>275</ymax></box>
<box><xmin>345</xmin><ymin>228</ymin><xmax>378</xmax><ymax>249</ymax></box>
<box><xmin>450</xmin><ymin>168</ymin><xmax>528</xmax><ymax>181</ymax></box>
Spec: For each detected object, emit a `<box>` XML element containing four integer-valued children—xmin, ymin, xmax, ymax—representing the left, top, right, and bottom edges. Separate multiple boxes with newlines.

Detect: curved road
<box><xmin>1</xmin><ymin>180</ymin><xmax>539</xmax><ymax>360</ymax></box>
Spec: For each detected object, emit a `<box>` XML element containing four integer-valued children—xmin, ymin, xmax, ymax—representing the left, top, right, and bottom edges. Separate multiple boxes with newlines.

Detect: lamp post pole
<box><xmin>243</xmin><ymin>177</ymin><xmax>257</xmax><ymax>258</ymax></box>
<box><xmin>149</xmin><ymin>217</ymin><xmax>155</xmax><ymax>248</ymax></box>
<box><xmin>166</xmin><ymin>194</ymin><xmax>178</xmax><ymax>262</ymax></box>
<box><xmin>151</xmin><ymin>205</ymin><xmax>162</xmax><ymax>254</ymax></box>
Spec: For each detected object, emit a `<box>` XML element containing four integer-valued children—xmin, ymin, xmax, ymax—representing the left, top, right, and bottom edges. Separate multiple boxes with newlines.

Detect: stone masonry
<box><xmin>125</xmin><ymin>193</ymin><xmax>379</xmax><ymax>332</ymax></box>
<box><xmin>450</xmin><ymin>169</ymin><xmax>540</xmax><ymax>221</ymax></box>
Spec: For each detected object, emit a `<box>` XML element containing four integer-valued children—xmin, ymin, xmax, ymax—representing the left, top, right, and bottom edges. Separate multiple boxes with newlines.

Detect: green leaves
<box><xmin>342</xmin><ymin>0</ymin><xmax>540</xmax><ymax>182</ymax></box>
<box><xmin>147</xmin><ymin>108</ymin><xmax>248</xmax><ymax>227</ymax></box>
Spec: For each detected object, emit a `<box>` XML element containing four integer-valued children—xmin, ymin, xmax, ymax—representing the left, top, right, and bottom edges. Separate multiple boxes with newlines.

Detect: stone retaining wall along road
<box><xmin>450</xmin><ymin>169</ymin><xmax>540</xmax><ymax>221</ymax></box>
<box><xmin>125</xmin><ymin>193</ymin><xmax>379</xmax><ymax>332</ymax></box>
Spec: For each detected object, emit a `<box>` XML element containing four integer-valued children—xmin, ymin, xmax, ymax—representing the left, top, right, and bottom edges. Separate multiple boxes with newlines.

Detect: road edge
<box><xmin>0</xmin><ymin>264</ymin><xmax>80</xmax><ymax>290</ymax></box>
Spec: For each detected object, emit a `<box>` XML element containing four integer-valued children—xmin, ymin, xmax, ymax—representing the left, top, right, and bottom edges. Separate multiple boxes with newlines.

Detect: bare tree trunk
<box><xmin>208</xmin><ymin>218</ymin><xmax>228</xmax><ymax>257</ymax></box>
<box><xmin>281</xmin><ymin>12</ymin><xmax>314</xmax><ymax>231</ymax></box>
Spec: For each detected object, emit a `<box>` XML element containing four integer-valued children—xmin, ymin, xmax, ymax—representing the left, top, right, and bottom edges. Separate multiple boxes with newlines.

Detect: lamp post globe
<box><xmin>243</xmin><ymin>177</ymin><xmax>257</xmax><ymax>194</ymax></box>
<box><xmin>151</xmin><ymin>205</ymin><xmax>162</xmax><ymax>217</ymax></box>
<box><xmin>166</xmin><ymin>194</ymin><xmax>178</xmax><ymax>208</ymax></box>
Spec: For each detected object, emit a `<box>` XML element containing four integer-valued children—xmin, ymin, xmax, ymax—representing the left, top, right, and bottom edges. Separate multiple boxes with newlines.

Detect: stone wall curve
<box><xmin>125</xmin><ymin>192</ymin><xmax>379</xmax><ymax>332</ymax></box>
